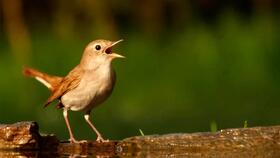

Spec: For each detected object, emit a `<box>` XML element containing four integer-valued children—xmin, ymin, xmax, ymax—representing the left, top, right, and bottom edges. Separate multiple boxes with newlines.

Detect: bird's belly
<box><xmin>61</xmin><ymin>87</ymin><xmax>96</xmax><ymax>111</ymax></box>
<box><xmin>61</xmin><ymin>76</ymin><xmax>113</xmax><ymax>112</ymax></box>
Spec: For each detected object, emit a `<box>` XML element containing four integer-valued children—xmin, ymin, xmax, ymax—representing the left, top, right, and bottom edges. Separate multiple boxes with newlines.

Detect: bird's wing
<box><xmin>44</xmin><ymin>65</ymin><xmax>84</xmax><ymax>107</ymax></box>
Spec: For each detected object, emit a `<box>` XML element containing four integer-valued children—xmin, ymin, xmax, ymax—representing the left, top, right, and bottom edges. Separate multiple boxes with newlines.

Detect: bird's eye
<box><xmin>95</xmin><ymin>45</ymin><xmax>101</xmax><ymax>50</ymax></box>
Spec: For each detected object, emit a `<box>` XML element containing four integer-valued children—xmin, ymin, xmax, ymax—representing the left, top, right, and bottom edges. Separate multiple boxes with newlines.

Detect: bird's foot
<box><xmin>78</xmin><ymin>140</ymin><xmax>88</xmax><ymax>143</ymax></box>
<box><xmin>69</xmin><ymin>138</ymin><xmax>79</xmax><ymax>143</ymax></box>
<box><xmin>96</xmin><ymin>136</ymin><xmax>109</xmax><ymax>143</ymax></box>
<box><xmin>69</xmin><ymin>137</ymin><xmax>87</xmax><ymax>144</ymax></box>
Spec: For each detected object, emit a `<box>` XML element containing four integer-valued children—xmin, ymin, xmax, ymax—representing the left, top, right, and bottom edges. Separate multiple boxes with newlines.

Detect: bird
<box><xmin>23</xmin><ymin>39</ymin><xmax>124</xmax><ymax>143</ymax></box>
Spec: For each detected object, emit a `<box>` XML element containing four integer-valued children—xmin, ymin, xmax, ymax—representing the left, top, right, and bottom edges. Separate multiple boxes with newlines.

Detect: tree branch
<box><xmin>1</xmin><ymin>121</ymin><xmax>280</xmax><ymax>157</ymax></box>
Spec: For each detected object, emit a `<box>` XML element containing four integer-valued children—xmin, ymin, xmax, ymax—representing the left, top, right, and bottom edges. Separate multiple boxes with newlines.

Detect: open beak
<box><xmin>106</xmin><ymin>39</ymin><xmax>125</xmax><ymax>58</ymax></box>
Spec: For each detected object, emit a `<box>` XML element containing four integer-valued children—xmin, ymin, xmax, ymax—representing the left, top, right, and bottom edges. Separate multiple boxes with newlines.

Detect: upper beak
<box><xmin>111</xmin><ymin>39</ymin><xmax>123</xmax><ymax>47</ymax></box>
<box><xmin>106</xmin><ymin>39</ymin><xmax>125</xmax><ymax>58</ymax></box>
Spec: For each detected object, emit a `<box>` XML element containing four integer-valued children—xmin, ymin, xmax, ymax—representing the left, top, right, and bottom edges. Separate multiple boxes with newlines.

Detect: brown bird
<box><xmin>23</xmin><ymin>39</ymin><xmax>124</xmax><ymax>143</ymax></box>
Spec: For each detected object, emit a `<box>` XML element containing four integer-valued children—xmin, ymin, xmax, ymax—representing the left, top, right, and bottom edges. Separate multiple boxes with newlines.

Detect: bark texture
<box><xmin>1</xmin><ymin>121</ymin><xmax>280</xmax><ymax>157</ymax></box>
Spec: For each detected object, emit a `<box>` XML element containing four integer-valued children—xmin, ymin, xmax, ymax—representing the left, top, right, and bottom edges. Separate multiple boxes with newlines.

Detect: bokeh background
<box><xmin>0</xmin><ymin>0</ymin><xmax>280</xmax><ymax>140</ymax></box>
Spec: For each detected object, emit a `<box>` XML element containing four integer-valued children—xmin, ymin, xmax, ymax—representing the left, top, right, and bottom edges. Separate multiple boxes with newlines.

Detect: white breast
<box><xmin>61</xmin><ymin>65</ymin><xmax>115</xmax><ymax>112</ymax></box>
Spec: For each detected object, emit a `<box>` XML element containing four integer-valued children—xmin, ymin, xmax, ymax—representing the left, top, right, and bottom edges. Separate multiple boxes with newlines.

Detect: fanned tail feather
<box><xmin>23</xmin><ymin>67</ymin><xmax>63</xmax><ymax>91</ymax></box>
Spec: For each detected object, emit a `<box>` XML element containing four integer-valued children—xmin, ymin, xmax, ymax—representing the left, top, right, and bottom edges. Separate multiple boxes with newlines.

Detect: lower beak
<box><xmin>110</xmin><ymin>53</ymin><xmax>125</xmax><ymax>58</ymax></box>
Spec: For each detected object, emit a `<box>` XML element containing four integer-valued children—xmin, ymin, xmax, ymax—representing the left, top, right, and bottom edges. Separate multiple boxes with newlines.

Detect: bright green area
<box><xmin>244</xmin><ymin>120</ymin><xmax>248</xmax><ymax>128</ymax></box>
<box><xmin>0</xmin><ymin>13</ymin><xmax>280</xmax><ymax>141</ymax></box>
<box><xmin>139</xmin><ymin>129</ymin><xmax>145</xmax><ymax>136</ymax></box>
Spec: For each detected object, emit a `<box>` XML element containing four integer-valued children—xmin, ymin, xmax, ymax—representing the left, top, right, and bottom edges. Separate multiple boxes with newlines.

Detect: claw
<box><xmin>69</xmin><ymin>137</ymin><xmax>79</xmax><ymax>143</ymax></box>
<box><xmin>96</xmin><ymin>136</ymin><xmax>109</xmax><ymax>143</ymax></box>
<box><xmin>69</xmin><ymin>138</ymin><xmax>87</xmax><ymax>144</ymax></box>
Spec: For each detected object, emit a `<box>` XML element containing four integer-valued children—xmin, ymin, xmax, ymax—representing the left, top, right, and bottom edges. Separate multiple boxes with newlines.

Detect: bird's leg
<box><xmin>84</xmin><ymin>113</ymin><xmax>107</xmax><ymax>142</ymax></box>
<box><xmin>63</xmin><ymin>108</ymin><xmax>79</xmax><ymax>143</ymax></box>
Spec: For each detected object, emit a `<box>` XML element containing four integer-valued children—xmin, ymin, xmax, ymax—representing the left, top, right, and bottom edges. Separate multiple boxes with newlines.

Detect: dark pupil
<box><xmin>95</xmin><ymin>45</ymin><xmax>101</xmax><ymax>50</ymax></box>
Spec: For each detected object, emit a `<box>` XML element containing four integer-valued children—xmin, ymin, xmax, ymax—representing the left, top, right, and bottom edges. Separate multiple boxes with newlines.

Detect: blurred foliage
<box><xmin>0</xmin><ymin>0</ymin><xmax>280</xmax><ymax>140</ymax></box>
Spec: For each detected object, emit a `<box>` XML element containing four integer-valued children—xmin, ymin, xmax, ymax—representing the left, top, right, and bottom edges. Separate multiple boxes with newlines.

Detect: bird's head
<box><xmin>80</xmin><ymin>39</ymin><xmax>124</xmax><ymax>69</ymax></box>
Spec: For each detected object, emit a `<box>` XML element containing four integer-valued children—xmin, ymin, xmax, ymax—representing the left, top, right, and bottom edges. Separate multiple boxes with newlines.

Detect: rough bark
<box><xmin>1</xmin><ymin>121</ymin><xmax>280</xmax><ymax>157</ymax></box>
<box><xmin>0</xmin><ymin>121</ymin><xmax>40</xmax><ymax>149</ymax></box>
<box><xmin>117</xmin><ymin>126</ymin><xmax>280</xmax><ymax>157</ymax></box>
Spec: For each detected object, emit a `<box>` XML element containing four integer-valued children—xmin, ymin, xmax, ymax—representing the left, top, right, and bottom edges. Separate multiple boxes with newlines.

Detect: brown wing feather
<box><xmin>44</xmin><ymin>65</ymin><xmax>84</xmax><ymax>107</ymax></box>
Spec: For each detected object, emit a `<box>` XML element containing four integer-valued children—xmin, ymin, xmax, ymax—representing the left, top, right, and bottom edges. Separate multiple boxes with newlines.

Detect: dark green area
<box><xmin>0</xmin><ymin>3</ymin><xmax>280</xmax><ymax>141</ymax></box>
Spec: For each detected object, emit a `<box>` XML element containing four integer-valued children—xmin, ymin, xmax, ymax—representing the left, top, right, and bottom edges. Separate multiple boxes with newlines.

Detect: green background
<box><xmin>0</xmin><ymin>0</ymin><xmax>280</xmax><ymax>140</ymax></box>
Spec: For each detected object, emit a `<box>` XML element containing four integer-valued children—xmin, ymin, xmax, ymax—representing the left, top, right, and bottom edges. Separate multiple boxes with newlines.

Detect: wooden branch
<box><xmin>1</xmin><ymin>121</ymin><xmax>280</xmax><ymax>157</ymax></box>
<box><xmin>117</xmin><ymin>126</ymin><xmax>280</xmax><ymax>157</ymax></box>
<box><xmin>0</xmin><ymin>121</ymin><xmax>40</xmax><ymax>149</ymax></box>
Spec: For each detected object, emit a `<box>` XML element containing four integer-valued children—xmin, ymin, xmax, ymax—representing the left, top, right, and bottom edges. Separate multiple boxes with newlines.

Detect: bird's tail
<box><xmin>23</xmin><ymin>67</ymin><xmax>63</xmax><ymax>91</ymax></box>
